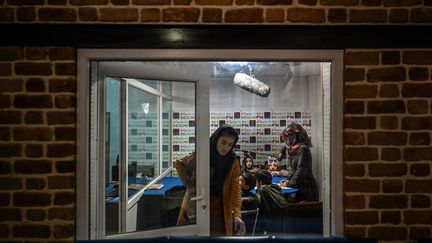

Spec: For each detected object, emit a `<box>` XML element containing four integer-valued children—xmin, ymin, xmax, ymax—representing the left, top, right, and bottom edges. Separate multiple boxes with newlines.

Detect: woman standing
<box><xmin>175</xmin><ymin>124</ymin><xmax>246</xmax><ymax>236</ymax></box>
<box><xmin>279</xmin><ymin>122</ymin><xmax>319</xmax><ymax>202</ymax></box>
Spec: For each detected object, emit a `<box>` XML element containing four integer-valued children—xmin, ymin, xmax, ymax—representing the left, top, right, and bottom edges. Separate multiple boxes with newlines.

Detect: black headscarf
<box><xmin>209</xmin><ymin>124</ymin><xmax>239</xmax><ymax>196</ymax></box>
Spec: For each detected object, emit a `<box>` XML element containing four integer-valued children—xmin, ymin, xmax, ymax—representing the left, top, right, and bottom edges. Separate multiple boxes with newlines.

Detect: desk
<box><xmin>250</xmin><ymin>177</ymin><xmax>298</xmax><ymax>197</ymax></box>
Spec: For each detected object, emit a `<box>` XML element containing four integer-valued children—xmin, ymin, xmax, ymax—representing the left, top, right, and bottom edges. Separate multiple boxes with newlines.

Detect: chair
<box><xmin>241</xmin><ymin>208</ymin><xmax>259</xmax><ymax>236</ymax></box>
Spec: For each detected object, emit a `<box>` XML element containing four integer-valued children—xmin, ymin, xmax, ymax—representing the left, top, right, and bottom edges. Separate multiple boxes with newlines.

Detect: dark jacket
<box><xmin>256</xmin><ymin>184</ymin><xmax>286</xmax><ymax>234</ymax></box>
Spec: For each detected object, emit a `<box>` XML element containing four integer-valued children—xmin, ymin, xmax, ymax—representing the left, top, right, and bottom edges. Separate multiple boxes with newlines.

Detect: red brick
<box><xmin>344</xmin><ymin>68</ymin><xmax>365</xmax><ymax>81</ymax></box>
<box><xmin>15</xmin><ymin>160</ymin><xmax>52</xmax><ymax>174</ymax></box>
<box><xmin>409</xmin><ymin>67</ymin><xmax>429</xmax><ymax>81</ymax></box>
<box><xmin>369</xmin><ymin>163</ymin><xmax>407</xmax><ymax>177</ymax></box>
<box><xmin>13</xmin><ymin>127</ymin><xmax>53</xmax><ymax>141</ymax></box>
<box><xmin>48</xmin><ymin>0</ymin><xmax>68</xmax><ymax>5</ymax></box>
<box><xmin>381</xmin><ymin>211</ymin><xmax>401</xmax><ymax>224</ymax></box>
<box><xmin>370</xmin><ymin>195</ymin><xmax>408</xmax><ymax>209</ymax></box>
<box><xmin>345</xmin><ymin>117</ymin><xmax>376</xmax><ymax>129</ymax></box>
<box><xmin>0</xmin><ymin>8</ymin><xmax>14</xmax><ymax>22</ymax></box>
<box><xmin>0</xmin><ymin>47</ymin><xmax>23</xmax><ymax>61</ymax></box>
<box><xmin>402</xmin><ymin>116</ymin><xmax>432</xmax><ymax>130</ymax></box>
<box><xmin>345</xmin><ymin>101</ymin><xmax>365</xmax><ymax>114</ymax></box>
<box><xmin>111</xmin><ymin>0</ymin><xmax>129</xmax><ymax>5</ymax></box>
<box><xmin>13</xmin><ymin>192</ymin><xmax>51</xmax><ymax>206</ymax></box>
<box><xmin>410</xmin><ymin>163</ymin><xmax>430</xmax><ymax>177</ymax></box>
<box><xmin>328</xmin><ymin>8</ymin><xmax>347</xmax><ymax>23</ymax></box>
<box><xmin>174</xmin><ymin>0</ymin><xmax>192</xmax><ymax>4</ymax></box>
<box><xmin>350</xmin><ymin>9</ymin><xmax>387</xmax><ymax>23</ymax></box>
<box><xmin>298</xmin><ymin>0</ymin><xmax>316</xmax><ymax>4</ymax></box>
<box><xmin>53</xmin><ymin>224</ymin><xmax>74</xmax><ymax>239</ymax></box>
<box><xmin>406</xmin><ymin>179</ymin><xmax>432</xmax><ymax>193</ymax></box>
<box><xmin>344</xmin><ymin>163</ymin><xmax>365</xmax><ymax>177</ymax></box>
<box><xmin>0</xmin><ymin>127</ymin><xmax>10</xmax><ymax>141</ymax></box>
<box><xmin>47</xmin><ymin>144</ymin><xmax>75</xmax><ymax>158</ymax></box>
<box><xmin>7</xmin><ymin>0</ymin><xmax>44</xmax><ymax>5</ymax></box>
<box><xmin>411</xmin><ymin>8</ymin><xmax>432</xmax><ymax>23</ymax></box>
<box><xmin>379</xmin><ymin>84</ymin><xmax>399</xmax><ymax>98</ymax></box>
<box><xmin>265</xmin><ymin>8</ymin><xmax>284</xmax><ymax>22</ymax></box>
<box><xmin>345</xmin><ymin>226</ymin><xmax>366</xmax><ymax>238</ymax></box>
<box><xmin>25</xmin><ymin>47</ymin><xmax>48</xmax><ymax>60</ymax></box>
<box><xmin>407</xmin><ymin>99</ymin><xmax>428</xmax><ymax>114</ymax></box>
<box><xmin>236</xmin><ymin>0</ymin><xmax>254</xmax><ymax>4</ymax></box>
<box><xmin>49</xmin><ymin>78</ymin><xmax>76</xmax><ymax>92</ymax></box>
<box><xmin>25</xmin><ymin>144</ymin><xmax>44</xmax><ymax>158</ymax></box>
<box><xmin>346</xmin><ymin>211</ymin><xmax>378</xmax><ymax>225</ymax></box>
<box><xmin>286</xmin><ymin>8</ymin><xmax>325</xmax><ymax>23</ymax></box>
<box><xmin>47</xmin><ymin>111</ymin><xmax>75</xmax><ymax>125</ymax></box>
<box><xmin>25</xmin><ymin>178</ymin><xmax>46</xmax><ymax>190</ymax></box>
<box><xmin>0</xmin><ymin>95</ymin><xmax>11</xmax><ymax>109</ymax></box>
<box><xmin>0</xmin><ymin>208</ymin><xmax>21</xmax><ymax>221</ymax></box>
<box><xmin>70</xmin><ymin>0</ymin><xmax>109</xmax><ymax>4</ymax></box>
<box><xmin>48</xmin><ymin>47</ymin><xmax>76</xmax><ymax>61</ymax></box>
<box><xmin>368</xmin><ymin>226</ymin><xmax>407</xmax><ymax>241</ymax></box>
<box><xmin>12</xmin><ymin>224</ymin><xmax>50</xmax><ymax>238</ymax></box>
<box><xmin>383</xmin><ymin>0</ymin><xmax>421</xmax><ymax>6</ymax></box>
<box><xmin>257</xmin><ymin>0</ymin><xmax>292</xmax><ymax>5</ymax></box>
<box><xmin>0</xmin><ymin>144</ymin><xmax>22</xmax><ymax>158</ymax></box>
<box><xmin>345</xmin><ymin>147</ymin><xmax>378</xmax><ymax>161</ymax></box>
<box><xmin>39</xmin><ymin>8</ymin><xmax>77</xmax><ymax>22</ymax></box>
<box><xmin>55</xmin><ymin>95</ymin><xmax>76</xmax><ymax>109</ymax></box>
<box><xmin>345</xmin><ymin>84</ymin><xmax>377</xmax><ymax>98</ymax></box>
<box><xmin>100</xmin><ymin>8</ymin><xmax>139</xmax><ymax>22</ymax></box>
<box><xmin>56</xmin><ymin>160</ymin><xmax>75</xmax><ymax>173</ymax></box>
<box><xmin>79</xmin><ymin>7</ymin><xmax>99</xmax><ymax>21</ymax></box>
<box><xmin>48</xmin><ymin>175</ymin><xmax>75</xmax><ymax>189</ymax></box>
<box><xmin>411</xmin><ymin>194</ymin><xmax>431</xmax><ymax>208</ymax></box>
<box><xmin>368</xmin><ymin>132</ymin><xmax>407</xmax><ymax>145</ymax></box>
<box><xmin>380</xmin><ymin>116</ymin><xmax>398</xmax><ymax>130</ymax></box>
<box><xmin>367</xmin><ymin>67</ymin><xmax>406</xmax><ymax>82</ymax></box>
<box><xmin>54</xmin><ymin>192</ymin><xmax>75</xmax><ymax>205</ymax></box>
<box><xmin>320</xmin><ymin>0</ymin><xmax>357</xmax><ymax>5</ymax></box>
<box><xmin>389</xmin><ymin>9</ymin><xmax>409</xmax><ymax>23</ymax></box>
<box><xmin>24</xmin><ymin>111</ymin><xmax>44</xmax><ymax>124</ymax></box>
<box><xmin>410</xmin><ymin>132</ymin><xmax>430</xmax><ymax>145</ymax></box>
<box><xmin>0</xmin><ymin>192</ymin><xmax>11</xmax><ymax>206</ymax></box>
<box><xmin>202</xmin><ymin>8</ymin><xmax>222</xmax><ymax>23</ymax></box>
<box><xmin>55</xmin><ymin>127</ymin><xmax>76</xmax><ymax>141</ymax></box>
<box><xmin>55</xmin><ymin>63</ymin><xmax>76</xmax><ymax>76</ymax></box>
<box><xmin>403</xmin><ymin>51</ymin><xmax>432</xmax><ymax>65</ymax></box>
<box><xmin>17</xmin><ymin>7</ymin><xmax>36</xmax><ymax>21</ymax></box>
<box><xmin>346</xmin><ymin>52</ymin><xmax>379</xmax><ymax>65</ymax></box>
<box><xmin>48</xmin><ymin>207</ymin><xmax>74</xmax><ymax>220</ymax></box>
<box><xmin>382</xmin><ymin>179</ymin><xmax>403</xmax><ymax>193</ymax></box>
<box><xmin>0</xmin><ymin>63</ymin><xmax>12</xmax><ymax>76</ymax></box>
<box><xmin>344</xmin><ymin>132</ymin><xmax>365</xmax><ymax>145</ymax></box>
<box><xmin>26</xmin><ymin>209</ymin><xmax>45</xmax><ymax>221</ymax></box>
<box><xmin>225</xmin><ymin>8</ymin><xmax>264</xmax><ymax>23</ymax></box>
<box><xmin>0</xmin><ymin>161</ymin><xmax>11</xmax><ymax>174</ymax></box>
<box><xmin>344</xmin><ymin>195</ymin><xmax>364</xmax><ymax>209</ymax></box>
<box><xmin>0</xmin><ymin>78</ymin><xmax>23</xmax><ymax>92</ymax></box>
<box><xmin>402</xmin><ymin>83</ymin><xmax>432</xmax><ymax>97</ymax></box>
<box><xmin>14</xmin><ymin>95</ymin><xmax>53</xmax><ymax>108</ymax></box>
<box><xmin>15</xmin><ymin>62</ymin><xmax>52</xmax><ymax>75</ymax></box>
<box><xmin>382</xmin><ymin>51</ymin><xmax>400</xmax><ymax>65</ymax></box>
<box><xmin>133</xmin><ymin>0</ymin><xmax>170</xmax><ymax>4</ymax></box>
<box><xmin>141</xmin><ymin>8</ymin><xmax>161</xmax><ymax>22</ymax></box>
<box><xmin>367</xmin><ymin>100</ymin><xmax>406</xmax><ymax>114</ymax></box>
<box><xmin>345</xmin><ymin>178</ymin><xmax>380</xmax><ymax>192</ymax></box>
<box><xmin>25</xmin><ymin>78</ymin><xmax>45</xmax><ymax>92</ymax></box>
<box><xmin>404</xmin><ymin>210</ymin><xmax>432</xmax><ymax>224</ymax></box>
<box><xmin>410</xmin><ymin>227</ymin><xmax>431</xmax><ymax>240</ymax></box>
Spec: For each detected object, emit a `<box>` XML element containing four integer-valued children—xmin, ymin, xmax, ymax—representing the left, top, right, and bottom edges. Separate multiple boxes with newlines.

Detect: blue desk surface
<box><xmin>106</xmin><ymin>176</ymin><xmax>297</xmax><ymax>204</ymax></box>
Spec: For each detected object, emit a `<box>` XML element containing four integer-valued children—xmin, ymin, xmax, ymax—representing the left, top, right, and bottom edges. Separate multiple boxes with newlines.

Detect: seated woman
<box><xmin>241</xmin><ymin>153</ymin><xmax>259</xmax><ymax>175</ymax></box>
<box><xmin>266</xmin><ymin>156</ymin><xmax>289</xmax><ymax>177</ymax></box>
<box><xmin>239</xmin><ymin>172</ymin><xmax>258</xmax><ymax>210</ymax></box>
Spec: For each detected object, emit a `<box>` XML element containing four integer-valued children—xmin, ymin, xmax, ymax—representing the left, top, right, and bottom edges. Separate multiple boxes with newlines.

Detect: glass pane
<box><xmin>136</xmin><ymin>79</ymin><xmax>158</xmax><ymax>90</ymax></box>
<box><xmin>105</xmin><ymin>77</ymin><xmax>121</xmax><ymax>236</ymax></box>
<box><xmin>162</xmin><ymin>98</ymin><xmax>171</xmax><ymax>172</ymax></box>
<box><xmin>128</xmin><ymin>85</ymin><xmax>158</xmax><ymax>198</ymax></box>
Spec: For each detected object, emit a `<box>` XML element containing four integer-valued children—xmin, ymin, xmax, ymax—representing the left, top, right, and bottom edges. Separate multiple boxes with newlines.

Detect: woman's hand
<box><xmin>234</xmin><ymin>216</ymin><xmax>246</xmax><ymax>236</ymax></box>
<box><xmin>279</xmin><ymin>179</ymin><xmax>288</xmax><ymax>187</ymax></box>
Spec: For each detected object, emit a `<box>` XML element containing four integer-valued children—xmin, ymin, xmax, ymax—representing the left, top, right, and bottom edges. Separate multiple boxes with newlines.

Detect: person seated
<box><xmin>266</xmin><ymin>156</ymin><xmax>289</xmax><ymax>177</ymax></box>
<box><xmin>254</xmin><ymin>170</ymin><xmax>287</xmax><ymax>235</ymax></box>
<box><xmin>239</xmin><ymin>172</ymin><xmax>259</xmax><ymax>210</ymax></box>
<box><xmin>242</xmin><ymin>153</ymin><xmax>259</xmax><ymax>175</ymax></box>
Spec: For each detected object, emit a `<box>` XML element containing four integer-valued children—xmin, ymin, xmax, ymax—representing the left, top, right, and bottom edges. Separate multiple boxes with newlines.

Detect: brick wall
<box><xmin>344</xmin><ymin>49</ymin><xmax>432</xmax><ymax>241</ymax></box>
<box><xmin>0</xmin><ymin>0</ymin><xmax>431</xmax><ymax>24</ymax></box>
<box><xmin>0</xmin><ymin>1</ymin><xmax>432</xmax><ymax>243</ymax></box>
<box><xmin>0</xmin><ymin>47</ymin><xmax>76</xmax><ymax>242</ymax></box>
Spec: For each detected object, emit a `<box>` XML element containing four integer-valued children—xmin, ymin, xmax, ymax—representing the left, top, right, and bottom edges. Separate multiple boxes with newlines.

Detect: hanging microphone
<box><xmin>233</xmin><ymin>73</ymin><xmax>270</xmax><ymax>97</ymax></box>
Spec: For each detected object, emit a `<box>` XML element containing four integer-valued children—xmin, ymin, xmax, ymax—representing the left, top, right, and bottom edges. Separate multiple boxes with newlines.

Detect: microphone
<box><xmin>233</xmin><ymin>73</ymin><xmax>270</xmax><ymax>97</ymax></box>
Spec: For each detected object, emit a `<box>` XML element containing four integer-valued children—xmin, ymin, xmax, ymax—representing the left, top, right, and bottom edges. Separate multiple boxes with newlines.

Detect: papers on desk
<box><xmin>280</xmin><ymin>186</ymin><xmax>293</xmax><ymax>190</ymax></box>
<box><xmin>146</xmin><ymin>183</ymin><xmax>164</xmax><ymax>190</ymax></box>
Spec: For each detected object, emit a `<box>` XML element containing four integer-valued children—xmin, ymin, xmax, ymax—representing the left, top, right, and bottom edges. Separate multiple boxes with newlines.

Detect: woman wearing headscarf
<box><xmin>174</xmin><ymin>124</ymin><xmax>246</xmax><ymax>236</ymax></box>
<box><xmin>279</xmin><ymin>122</ymin><xmax>319</xmax><ymax>202</ymax></box>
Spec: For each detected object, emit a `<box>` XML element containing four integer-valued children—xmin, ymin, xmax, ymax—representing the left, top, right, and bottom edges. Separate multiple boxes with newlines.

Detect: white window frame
<box><xmin>77</xmin><ymin>49</ymin><xmax>344</xmax><ymax>239</ymax></box>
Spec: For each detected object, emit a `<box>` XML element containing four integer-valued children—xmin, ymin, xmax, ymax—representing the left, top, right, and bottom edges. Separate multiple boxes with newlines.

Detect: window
<box><xmin>77</xmin><ymin>50</ymin><xmax>343</xmax><ymax>239</ymax></box>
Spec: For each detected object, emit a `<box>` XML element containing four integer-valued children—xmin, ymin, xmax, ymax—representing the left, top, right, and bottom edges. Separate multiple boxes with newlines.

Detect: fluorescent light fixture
<box><xmin>233</xmin><ymin>73</ymin><xmax>270</xmax><ymax>97</ymax></box>
<box><xmin>141</xmin><ymin>103</ymin><xmax>150</xmax><ymax>114</ymax></box>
